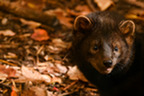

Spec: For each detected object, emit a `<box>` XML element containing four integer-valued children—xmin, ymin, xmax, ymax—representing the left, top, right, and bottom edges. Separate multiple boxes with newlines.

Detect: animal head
<box><xmin>73</xmin><ymin>12</ymin><xmax>135</xmax><ymax>74</ymax></box>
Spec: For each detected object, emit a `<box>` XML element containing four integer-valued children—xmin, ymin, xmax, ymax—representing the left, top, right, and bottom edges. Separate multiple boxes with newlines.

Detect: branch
<box><xmin>0</xmin><ymin>0</ymin><xmax>59</xmax><ymax>27</ymax></box>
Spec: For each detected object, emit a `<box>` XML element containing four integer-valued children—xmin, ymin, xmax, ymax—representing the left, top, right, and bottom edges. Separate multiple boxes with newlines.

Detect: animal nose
<box><xmin>103</xmin><ymin>60</ymin><xmax>113</xmax><ymax>67</ymax></box>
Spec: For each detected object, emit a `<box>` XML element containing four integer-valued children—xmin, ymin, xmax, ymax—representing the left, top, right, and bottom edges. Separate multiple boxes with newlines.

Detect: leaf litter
<box><xmin>1</xmin><ymin>0</ymin><xmax>144</xmax><ymax>96</ymax></box>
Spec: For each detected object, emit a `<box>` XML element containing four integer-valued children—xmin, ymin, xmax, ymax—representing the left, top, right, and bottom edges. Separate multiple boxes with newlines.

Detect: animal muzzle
<box><xmin>103</xmin><ymin>60</ymin><xmax>113</xmax><ymax>68</ymax></box>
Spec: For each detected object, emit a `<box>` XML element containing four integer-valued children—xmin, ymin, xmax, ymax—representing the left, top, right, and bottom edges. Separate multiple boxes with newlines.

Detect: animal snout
<box><xmin>103</xmin><ymin>60</ymin><xmax>113</xmax><ymax>67</ymax></box>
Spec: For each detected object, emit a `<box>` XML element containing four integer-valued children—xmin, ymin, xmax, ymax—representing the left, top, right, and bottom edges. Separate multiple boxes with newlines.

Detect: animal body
<box><xmin>71</xmin><ymin>11</ymin><xmax>144</xmax><ymax>96</ymax></box>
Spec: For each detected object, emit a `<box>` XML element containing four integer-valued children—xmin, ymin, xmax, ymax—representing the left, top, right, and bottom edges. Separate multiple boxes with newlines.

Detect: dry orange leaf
<box><xmin>31</xmin><ymin>29</ymin><xmax>50</xmax><ymax>41</ymax></box>
<box><xmin>53</xmin><ymin>8</ymin><xmax>73</xmax><ymax>28</ymax></box>
<box><xmin>45</xmin><ymin>8</ymin><xmax>73</xmax><ymax>28</ymax></box>
<box><xmin>75</xmin><ymin>5</ymin><xmax>91</xmax><ymax>15</ymax></box>
<box><xmin>67</xmin><ymin>5</ymin><xmax>91</xmax><ymax>16</ymax></box>
<box><xmin>11</xmin><ymin>86</ymin><xmax>18</xmax><ymax>96</ymax></box>
<box><xmin>94</xmin><ymin>0</ymin><xmax>114</xmax><ymax>11</ymax></box>
<box><xmin>0</xmin><ymin>64</ymin><xmax>16</xmax><ymax>78</ymax></box>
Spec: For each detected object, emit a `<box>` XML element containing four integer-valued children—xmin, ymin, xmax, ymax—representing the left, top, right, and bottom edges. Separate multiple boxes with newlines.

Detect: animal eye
<box><xmin>93</xmin><ymin>45</ymin><xmax>98</xmax><ymax>50</ymax></box>
<box><xmin>114</xmin><ymin>46</ymin><xmax>118</xmax><ymax>51</ymax></box>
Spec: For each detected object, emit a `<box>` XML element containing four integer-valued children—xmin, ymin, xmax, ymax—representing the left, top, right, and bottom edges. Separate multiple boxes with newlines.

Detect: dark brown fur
<box><xmin>71</xmin><ymin>11</ymin><xmax>144</xmax><ymax>96</ymax></box>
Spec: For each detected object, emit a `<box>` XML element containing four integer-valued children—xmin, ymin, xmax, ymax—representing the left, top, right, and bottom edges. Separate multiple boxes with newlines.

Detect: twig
<box><xmin>63</xmin><ymin>80</ymin><xmax>78</xmax><ymax>90</ymax></box>
<box><xmin>36</xmin><ymin>45</ymin><xmax>44</xmax><ymax>55</ymax></box>
<box><xmin>0</xmin><ymin>59</ymin><xmax>19</xmax><ymax>66</ymax></box>
<box><xmin>0</xmin><ymin>44</ymin><xmax>19</xmax><ymax>49</ymax></box>
<box><xmin>125</xmin><ymin>0</ymin><xmax>144</xmax><ymax>9</ymax></box>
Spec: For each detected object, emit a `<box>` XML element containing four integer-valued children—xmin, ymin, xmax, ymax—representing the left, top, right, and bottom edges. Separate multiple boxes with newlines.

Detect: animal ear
<box><xmin>74</xmin><ymin>15</ymin><xmax>92</xmax><ymax>32</ymax></box>
<box><xmin>119</xmin><ymin>20</ymin><xmax>135</xmax><ymax>45</ymax></box>
<box><xmin>119</xmin><ymin>20</ymin><xmax>135</xmax><ymax>36</ymax></box>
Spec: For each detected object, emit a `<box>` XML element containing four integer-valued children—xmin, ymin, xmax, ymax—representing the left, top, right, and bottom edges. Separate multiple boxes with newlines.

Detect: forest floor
<box><xmin>0</xmin><ymin>0</ymin><xmax>144</xmax><ymax>96</ymax></box>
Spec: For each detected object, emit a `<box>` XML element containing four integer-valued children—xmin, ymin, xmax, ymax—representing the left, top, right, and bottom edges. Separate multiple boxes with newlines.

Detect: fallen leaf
<box><xmin>45</xmin><ymin>8</ymin><xmax>73</xmax><ymax>28</ymax></box>
<box><xmin>46</xmin><ymin>90</ymin><xmax>54</xmax><ymax>96</ymax></box>
<box><xmin>47</xmin><ymin>38</ymin><xmax>71</xmax><ymax>54</ymax></box>
<box><xmin>56</xmin><ymin>15</ymin><xmax>73</xmax><ymax>28</ymax></box>
<box><xmin>67</xmin><ymin>65</ymin><xmax>88</xmax><ymax>82</ymax></box>
<box><xmin>28</xmin><ymin>86</ymin><xmax>47</xmax><ymax>96</ymax></box>
<box><xmin>0</xmin><ymin>64</ymin><xmax>16</xmax><ymax>78</ymax></box>
<box><xmin>20</xmin><ymin>18</ymin><xmax>41</xmax><ymax>28</ymax></box>
<box><xmin>0</xmin><ymin>30</ymin><xmax>15</xmax><ymax>36</ymax></box>
<box><xmin>36</xmin><ymin>62</ymin><xmax>67</xmax><ymax>77</ymax></box>
<box><xmin>56</xmin><ymin>64</ymin><xmax>67</xmax><ymax>74</ymax></box>
<box><xmin>94</xmin><ymin>0</ymin><xmax>114</xmax><ymax>11</ymax></box>
<box><xmin>0</xmin><ymin>73</ymin><xmax>7</xmax><ymax>81</ymax></box>
<box><xmin>4</xmin><ymin>52</ymin><xmax>18</xmax><ymax>59</ymax></box>
<box><xmin>51</xmin><ymin>77</ymin><xmax>62</xmax><ymax>84</ymax></box>
<box><xmin>11</xmin><ymin>86</ymin><xmax>18</xmax><ymax>96</ymax></box>
<box><xmin>75</xmin><ymin>5</ymin><xmax>91</xmax><ymax>15</ymax></box>
<box><xmin>47</xmin><ymin>45</ymin><xmax>62</xmax><ymax>54</ymax></box>
<box><xmin>31</xmin><ymin>29</ymin><xmax>50</xmax><ymax>41</ymax></box>
<box><xmin>51</xmin><ymin>38</ymin><xmax>71</xmax><ymax>49</ymax></box>
<box><xmin>67</xmin><ymin>5</ymin><xmax>91</xmax><ymax>16</ymax></box>
<box><xmin>1</xmin><ymin>18</ymin><xmax>8</xmax><ymax>25</ymax></box>
<box><xmin>21</xmin><ymin>87</ymin><xmax>35</xmax><ymax>96</ymax></box>
<box><xmin>21</xmin><ymin>65</ymin><xmax>51</xmax><ymax>83</ymax></box>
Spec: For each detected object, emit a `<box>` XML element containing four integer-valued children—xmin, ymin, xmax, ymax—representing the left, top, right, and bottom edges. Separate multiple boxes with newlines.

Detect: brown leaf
<box><xmin>94</xmin><ymin>0</ymin><xmax>114</xmax><ymax>11</ymax></box>
<box><xmin>31</xmin><ymin>29</ymin><xmax>50</xmax><ymax>41</ymax></box>
<box><xmin>46</xmin><ymin>8</ymin><xmax>73</xmax><ymax>28</ymax></box>
<box><xmin>0</xmin><ymin>64</ymin><xmax>16</xmax><ymax>78</ymax></box>
<box><xmin>36</xmin><ymin>62</ymin><xmax>67</xmax><ymax>77</ymax></box>
<box><xmin>67</xmin><ymin>5</ymin><xmax>91</xmax><ymax>16</ymax></box>
<box><xmin>0</xmin><ymin>30</ymin><xmax>15</xmax><ymax>36</ymax></box>
<box><xmin>51</xmin><ymin>77</ymin><xmax>62</xmax><ymax>84</ymax></box>
<box><xmin>56</xmin><ymin>64</ymin><xmax>67</xmax><ymax>74</ymax></box>
<box><xmin>51</xmin><ymin>38</ymin><xmax>71</xmax><ymax>49</ymax></box>
<box><xmin>21</xmin><ymin>66</ymin><xmax>52</xmax><ymax>83</ymax></box>
<box><xmin>20</xmin><ymin>18</ymin><xmax>41</xmax><ymax>28</ymax></box>
<box><xmin>47</xmin><ymin>38</ymin><xmax>71</xmax><ymax>54</ymax></box>
<box><xmin>67</xmin><ymin>65</ymin><xmax>88</xmax><ymax>82</ymax></box>
<box><xmin>29</xmin><ymin>86</ymin><xmax>47</xmax><ymax>96</ymax></box>
<box><xmin>1</xmin><ymin>18</ymin><xmax>8</xmax><ymax>25</ymax></box>
<box><xmin>75</xmin><ymin>5</ymin><xmax>91</xmax><ymax>15</ymax></box>
<box><xmin>21</xmin><ymin>87</ymin><xmax>35</xmax><ymax>96</ymax></box>
<box><xmin>21</xmin><ymin>86</ymin><xmax>47</xmax><ymax>96</ymax></box>
<box><xmin>4</xmin><ymin>52</ymin><xmax>18</xmax><ymax>59</ymax></box>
